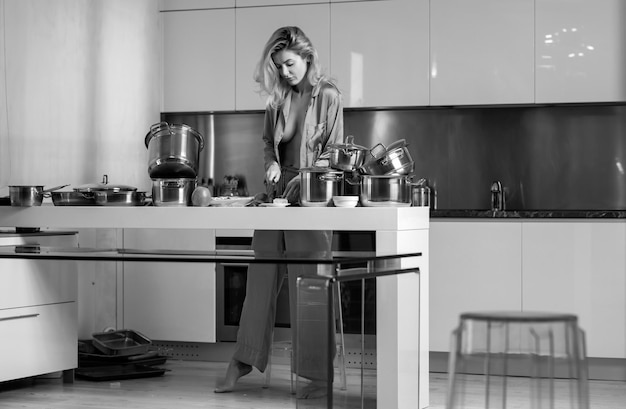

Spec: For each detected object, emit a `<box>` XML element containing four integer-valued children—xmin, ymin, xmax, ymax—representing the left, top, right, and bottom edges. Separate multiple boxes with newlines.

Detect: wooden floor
<box><xmin>0</xmin><ymin>360</ymin><xmax>624</xmax><ymax>408</ymax></box>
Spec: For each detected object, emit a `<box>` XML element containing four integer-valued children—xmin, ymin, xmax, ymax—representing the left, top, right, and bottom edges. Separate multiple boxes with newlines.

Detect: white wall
<box><xmin>0</xmin><ymin>0</ymin><xmax>161</xmax><ymax>194</ymax></box>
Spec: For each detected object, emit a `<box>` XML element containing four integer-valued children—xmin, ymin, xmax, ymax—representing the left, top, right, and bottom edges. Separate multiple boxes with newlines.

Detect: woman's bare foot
<box><xmin>297</xmin><ymin>380</ymin><xmax>327</xmax><ymax>399</ymax></box>
<box><xmin>214</xmin><ymin>359</ymin><xmax>253</xmax><ymax>393</ymax></box>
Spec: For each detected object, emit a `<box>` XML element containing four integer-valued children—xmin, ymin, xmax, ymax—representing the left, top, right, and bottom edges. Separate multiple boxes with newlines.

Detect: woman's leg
<box><xmin>215</xmin><ymin>230</ymin><xmax>286</xmax><ymax>392</ymax></box>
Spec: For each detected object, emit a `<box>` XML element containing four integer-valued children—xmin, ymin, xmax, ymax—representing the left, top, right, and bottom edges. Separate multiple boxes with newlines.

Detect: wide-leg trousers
<box><xmin>232</xmin><ymin>229</ymin><xmax>334</xmax><ymax>381</ymax></box>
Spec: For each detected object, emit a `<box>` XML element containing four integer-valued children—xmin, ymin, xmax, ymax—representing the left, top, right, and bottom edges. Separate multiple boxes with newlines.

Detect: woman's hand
<box><xmin>265</xmin><ymin>162</ymin><xmax>281</xmax><ymax>184</ymax></box>
<box><xmin>283</xmin><ymin>177</ymin><xmax>300</xmax><ymax>204</ymax></box>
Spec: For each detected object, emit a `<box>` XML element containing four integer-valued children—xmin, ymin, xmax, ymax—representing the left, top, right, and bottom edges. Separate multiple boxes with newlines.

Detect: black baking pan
<box><xmin>91</xmin><ymin>329</ymin><xmax>152</xmax><ymax>356</ymax></box>
<box><xmin>75</xmin><ymin>364</ymin><xmax>169</xmax><ymax>381</ymax></box>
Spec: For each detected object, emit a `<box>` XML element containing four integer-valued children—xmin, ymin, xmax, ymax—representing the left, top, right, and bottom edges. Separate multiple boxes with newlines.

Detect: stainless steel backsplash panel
<box><xmin>163</xmin><ymin>104</ymin><xmax>626</xmax><ymax>210</ymax></box>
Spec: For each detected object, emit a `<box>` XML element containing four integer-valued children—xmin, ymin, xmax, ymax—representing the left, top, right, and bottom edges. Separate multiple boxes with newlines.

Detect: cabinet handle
<box><xmin>220</xmin><ymin>263</ymin><xmax>249</xmax><ymax>267</ymax></box>
<box><xmin>0</xmin><ymin>313</ymin><xmax>40</xmax><ymax>322</ymax></box>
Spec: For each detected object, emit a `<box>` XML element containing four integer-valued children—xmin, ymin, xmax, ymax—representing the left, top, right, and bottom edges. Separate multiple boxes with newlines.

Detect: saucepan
<box><xmin>9</xmin><ymin>184</ymin><xmax>69</xmax><ymax>207</ymax></box>
<box><xmin>327</xmin><ymin>135</ymin><xmax>369</xmax><ymax>171</ymax></box>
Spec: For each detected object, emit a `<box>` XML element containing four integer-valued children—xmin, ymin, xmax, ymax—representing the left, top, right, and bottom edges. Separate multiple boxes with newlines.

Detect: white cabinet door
<box><xmin>429</xmin><ymin>220</ymin><xmax>522</xmax><ymax>352</ymax></box>
<box><xmin>522</xmin><ymin>221</ymin><xmax>626</xmax><ymax>358</ymax></box>
<box><xmin>535</xmin><ymin>0</ymin><xmax>626</xmax><ymax>103</ymax></box>
<box><xmin>330</xmin><ymin>0</ymin><xmax>429</xmax><ymax>107</ymax></box>
<box><xmin>160</xmin><ymin>0</ymin><xmax>234</xmax><ymax>11</ymax></box>
<box><xmin>122</xmin><ymin>229</ymin><xmax>217</xmax><ymax>343</ymax></box>
<box><xmin>235</xmin><ymin>4</ymin><xmax>330</xmax><ymax>110</ymax></box>
<box><xmin>162</xmin><ymin>8</ymin><xmax>235</xmax><ymax>112</ymax></box>
<box><xmin>237</xmin><ymin>0</ymin><xmax>327</xmax><ymax>5</ymax></box>
<box><xmin>0</xmin><ymin>303</ymin><xmax>77</xmax><ymax>382</ymax></box>
<box><xmin>430</xmin><ymin>0</ymin><xmax>534</xmax><ymax>105</ymax></box>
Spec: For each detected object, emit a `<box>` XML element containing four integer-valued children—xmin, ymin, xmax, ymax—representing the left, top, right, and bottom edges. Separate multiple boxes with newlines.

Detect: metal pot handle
<box><xmin>317</xmin><ymin>173</ymin><xmax>344</xmax><ymax>182</ymax></box>
<box><xmin>149</xmin><ymin>121</ymin><xmax>173</xmax><ymax>136</ymax></box>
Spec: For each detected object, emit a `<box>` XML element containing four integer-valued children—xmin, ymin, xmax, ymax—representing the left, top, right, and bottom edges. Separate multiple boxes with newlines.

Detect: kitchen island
<box><xmin>0</xmin><ymin>205</ymin><xmax>429</xmax><ymax>409</ymax></box>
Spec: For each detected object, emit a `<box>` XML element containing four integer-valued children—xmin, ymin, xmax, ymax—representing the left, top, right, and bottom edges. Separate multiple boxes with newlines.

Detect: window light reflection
<box><xmin>350</xmin><ymin>52</ymin><xmax>364</xmax><ymax>107</ymax></box>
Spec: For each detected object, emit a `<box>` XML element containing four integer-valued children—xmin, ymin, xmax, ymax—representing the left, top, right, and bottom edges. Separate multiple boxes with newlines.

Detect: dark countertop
<box><xmin>0</xmin><ymin>228</ymin><xmax>79</xmax><ymax>236</ymax></box>
<box><xmin>430</xmin><ymin>209</ymin><xmax>626</xmax><ymax>219</ymax></box>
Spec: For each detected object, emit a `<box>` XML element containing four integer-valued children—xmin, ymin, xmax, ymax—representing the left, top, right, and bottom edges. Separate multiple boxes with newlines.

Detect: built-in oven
<box><xmin>215</xmin><ymin>229</ymin><xmax>376</xmax><ymax>342</ymax></box>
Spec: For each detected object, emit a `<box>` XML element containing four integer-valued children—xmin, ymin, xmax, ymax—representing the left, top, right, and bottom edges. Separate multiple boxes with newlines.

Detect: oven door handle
<box><xmin>219</xmin><ymin>262</ymin><xmax>250</xmax><ymax>267</ymax></box>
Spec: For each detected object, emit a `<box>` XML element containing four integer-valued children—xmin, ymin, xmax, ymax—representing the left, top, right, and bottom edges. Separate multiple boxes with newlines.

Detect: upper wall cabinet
<box><xmin>237</xmin><ymin>0</ymin><xmax>327</xmax><ymax>5</ymax></box>
<box><xmin>430</xmin><ymin>0</ymin><xmax>534</xmax><ymax>106</ymax></box>
<box><xmin>235</xmin><ymin>4</ymin><xmax>330</xmax><ymax>111</ymax></box>
<box><xmin>160</xmin><ymin>0</ymin><xmax>234</xmax><ymax>11</ymax></box>
<box><xmin>330</xmin><ymin>0</ymin><xmax>429</xmax><ymax>108</ymax></box>
<box><xmin>162</xmin><ymin>9</ymin><xmax>236</xmax><ymax>112</ymax></box>
<box><xmin>535</xmin><ymin>0</ymin><xmax>626</xmax><ymax>103</ymax></box>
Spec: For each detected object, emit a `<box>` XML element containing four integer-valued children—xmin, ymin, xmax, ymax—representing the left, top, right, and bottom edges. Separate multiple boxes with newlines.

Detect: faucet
<box><xmin>490</xmin><ymin>181</ymin><xmax>505</xmax><ymax>211</ymax></box>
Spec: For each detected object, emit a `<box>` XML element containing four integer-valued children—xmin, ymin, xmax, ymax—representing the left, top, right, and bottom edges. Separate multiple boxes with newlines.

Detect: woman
<box><xmin>215</xmin><ymin>26</ymin><xmax>344</xmax><ymax>399</ymax></box>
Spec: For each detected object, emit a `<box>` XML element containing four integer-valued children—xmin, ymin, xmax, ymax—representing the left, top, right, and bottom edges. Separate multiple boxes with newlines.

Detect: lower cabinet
<box><xmin>121</xmin><ymin>229</ymin><xmax>217</xmax><ymax>343</ymax></box>
<box><xmin>430</xmin><ymin>219</ymin><xmax>626</xmax><ymax>359</ymax></box>
<box><xmin>0</xmin><ymin>232</ymin><xmax>78</xmax><ymax>382</ymax></box>
<box><xmin>522</xmin><ymin>221</ymin><xmax>626</xmax><ymax>358</ymax></box>
<box><xmin>429</xmin><ymin>220</ymin><xmax>522</xmax><ymax>352</ymax></box>
<box><xmin>0</xmin><ymin>303</ymin><xmax>77</xmax><ymax>382</ymax></box>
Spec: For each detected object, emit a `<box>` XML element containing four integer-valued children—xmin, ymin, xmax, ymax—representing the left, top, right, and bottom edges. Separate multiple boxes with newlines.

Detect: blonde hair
<box><xmin>253</xmin><ymin>26</ymin><xmax>324</xmax><ymax>109</ymax></box>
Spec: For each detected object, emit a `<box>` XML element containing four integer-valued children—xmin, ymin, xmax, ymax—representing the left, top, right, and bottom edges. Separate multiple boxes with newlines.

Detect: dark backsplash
<box><xmin>163</xmin><ymin>103</ymin><xmax>626</xmax><ymax>211</ymax></box>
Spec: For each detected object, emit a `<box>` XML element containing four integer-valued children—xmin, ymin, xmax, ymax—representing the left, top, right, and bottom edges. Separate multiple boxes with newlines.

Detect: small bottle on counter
<box><xmin>490</xmin><ymin>181</ymin><xmax>505</xmax><ymax>211</ymax></box>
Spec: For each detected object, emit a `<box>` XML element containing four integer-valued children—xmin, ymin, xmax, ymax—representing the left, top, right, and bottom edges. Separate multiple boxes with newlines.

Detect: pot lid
<box><xmin>385</xmin><ymin>139</ymin><xmax>408</xmax><ymax>151</ymax></box>
<box><xmin>73</xmin><ymin>175</ymin><xmax>137</xmax><ymax>193</ymax></box>
<box><xmin>327</xmin><ymin>135</ymin><xmax>367</xmax><ymax>151</ymax></box>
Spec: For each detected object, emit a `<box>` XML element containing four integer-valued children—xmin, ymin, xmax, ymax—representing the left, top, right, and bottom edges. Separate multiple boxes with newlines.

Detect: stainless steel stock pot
<box><xmin>359</xmin><ymin>174</ymin><xmax>412</xmax><ymax>207</ymax></box>
<box><xmin>145</xmin><ymin>122</ymin><xmax>204</xmax><ymax>179</ymax></box>
<box><xmin>299</xmin><ymin>168</ymin><xmax>344</xmax><ymax>207</ymax></box>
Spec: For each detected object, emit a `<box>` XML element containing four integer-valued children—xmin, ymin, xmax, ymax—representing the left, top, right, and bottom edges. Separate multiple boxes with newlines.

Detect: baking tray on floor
<box><xmin>78</xmin><ymin>339</ymin><xmax>167</xmax><ymax>367</ymax></box>
<box><xmin>91</xmin><ymin>329</ymin><xmax>152</xmax><ymax>356</ymax></box>
<box><xmin>75</xmin><ymin>364</ymin><xmax>169</xmax><ymax>381</ymax></box>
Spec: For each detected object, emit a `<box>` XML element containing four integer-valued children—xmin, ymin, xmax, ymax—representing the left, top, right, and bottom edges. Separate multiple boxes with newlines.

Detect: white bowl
<box><xmin>333</xmin><ymin>196</ymin><xmax>359</xmax><ymax>207</ymax></box>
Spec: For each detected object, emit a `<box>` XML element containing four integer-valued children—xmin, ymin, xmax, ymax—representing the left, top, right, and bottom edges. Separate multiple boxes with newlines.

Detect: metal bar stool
<box><xmin>446</xmin><ymin>311</ymin><xmax>589</xmax><ymax>409</ymax></box>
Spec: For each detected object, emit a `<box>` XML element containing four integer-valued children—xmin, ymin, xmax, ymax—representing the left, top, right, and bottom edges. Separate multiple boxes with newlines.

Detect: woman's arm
<box><xmin>314</xmin><ymin>83</ymin><xmax>344</xmax><ymax>166</ymax></box>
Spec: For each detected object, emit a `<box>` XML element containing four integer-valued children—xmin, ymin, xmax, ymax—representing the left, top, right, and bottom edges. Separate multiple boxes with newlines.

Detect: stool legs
<box><xmin>446</xmin><ymin>313</ymin><xmax>589</xmax><ymax>409</ymax></box>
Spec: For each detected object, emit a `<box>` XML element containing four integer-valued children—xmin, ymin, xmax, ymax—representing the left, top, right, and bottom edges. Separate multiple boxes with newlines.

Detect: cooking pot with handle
<box><xmin>359</xmin><ymin>174</ymin><xmax>412</xmax><ymax>207</ymax></box>
<box><xmin>145</xmin><ymin>122</ymin><xmax>205</xmax><ymax>179</ymax></box>
<box><xmin>9</xmin><ymin>184</ymin><xmax>69</xmax><ymax>207</ymax></box>
<box><xmin>300</xmin><ymin>168</ymin><xmax>344</xmax><ymax>207</ymax></box>
<box><xmin>152</xmin><ymin>178</ymin><xmax>196</xmax><ymax>207</ymax></box>
<box><xmin>358</xmin><ymin>139</ymin><xmax>414</xmax><ymax>176</ymax></box>
<box><xmin>327</xmin><ymin>135</ymin><xmax>369</xmax><ymax>171</ymax></box>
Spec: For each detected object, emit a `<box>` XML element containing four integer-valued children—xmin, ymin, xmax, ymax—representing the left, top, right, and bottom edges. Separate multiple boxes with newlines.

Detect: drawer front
<box><xmin>0</xmin><ymin>303</ymin><xmax>77</xmax><ymax>382</ymax></box>
<box><xmin>0</xmin><ymin>259</ymin><xmax>77</xmax><ymax>309</ymax></box>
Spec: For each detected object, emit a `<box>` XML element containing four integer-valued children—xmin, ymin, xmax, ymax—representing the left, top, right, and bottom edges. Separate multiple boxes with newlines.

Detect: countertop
<box><xmin>431</xmin><ymin>209</ymin><xmax>626</xmax><ymax>219</ymax></box>
<box><xmin>0</xmin><ymin>205</ymin><xmax>429</xmax><ymax>231</ymax></box>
